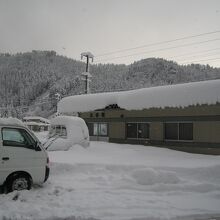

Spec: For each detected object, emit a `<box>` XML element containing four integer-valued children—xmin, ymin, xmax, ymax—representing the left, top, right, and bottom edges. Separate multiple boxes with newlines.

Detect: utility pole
<box><xmin>81</xmin><ymin>52</ymin><xmax>94</xmax><ymax>94</ymax></box>
<box><xmin>54</xmin><ymin>92</ymin><xmax>61</xmax><ymax>115</ymax></box>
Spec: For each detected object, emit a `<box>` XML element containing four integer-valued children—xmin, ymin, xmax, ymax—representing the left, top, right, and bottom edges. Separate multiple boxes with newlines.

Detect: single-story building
<box><xmin>23</xmin><ymin>116</ymin><xmax>50</xmax><ymax>132</ymax></box>
<box><xmin>57</xmin><ymin>79</ymin><xmax>220</xmax><ymax>150</ymax></box>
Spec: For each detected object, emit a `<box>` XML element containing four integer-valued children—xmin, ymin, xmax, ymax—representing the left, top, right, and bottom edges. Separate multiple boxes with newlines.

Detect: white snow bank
<box><xmin>58</xmin><ymin>79</ymin><xmax>220</xmax><ymax>113</ymax></box>
<box><xmin>0</xmin><ymin>117</ymin><xmax>24</xmax><ymax>126</ymax></box>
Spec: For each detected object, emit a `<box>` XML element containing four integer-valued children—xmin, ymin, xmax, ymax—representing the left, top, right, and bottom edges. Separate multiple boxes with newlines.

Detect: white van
<box><xmin>0</xmin><ymin>118</ymin><xmax>49</xmax><ymax>192</ymax></box>
<box><xmin>45</xmin><ymin>116</ymin><xmax>89</xmax><ymax>151</ymax></box>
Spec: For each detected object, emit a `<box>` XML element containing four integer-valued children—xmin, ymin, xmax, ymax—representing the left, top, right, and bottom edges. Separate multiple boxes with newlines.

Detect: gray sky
<box><xmin>0</xmin><ymin>0</ymin><xmax>220</xmax><ymax>67</ymax></box>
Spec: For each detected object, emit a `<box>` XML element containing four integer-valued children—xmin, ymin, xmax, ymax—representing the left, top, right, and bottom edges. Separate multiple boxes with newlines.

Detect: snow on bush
<box><xmin>58</xmin><ymin>79</ymin><xmax>220</xmax><ymax>113</ymax></box>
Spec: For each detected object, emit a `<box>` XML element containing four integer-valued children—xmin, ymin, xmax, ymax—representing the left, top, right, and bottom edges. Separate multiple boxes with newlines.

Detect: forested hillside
<box><xmin>0</xmin><ymin>51</ymin><xmax>219</xmax><ymax>118</ymax></box>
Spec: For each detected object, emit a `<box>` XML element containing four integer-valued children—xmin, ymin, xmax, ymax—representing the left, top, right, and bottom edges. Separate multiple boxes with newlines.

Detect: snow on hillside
<box><xmin>58</xmin><ymin>79</ymin><xmax>220</xmax><ymax>113</ymax></box>
<box><xmin>0</xmin><ymin>141</ymin><xmax>220</xmax><ymax>220</ymax></box>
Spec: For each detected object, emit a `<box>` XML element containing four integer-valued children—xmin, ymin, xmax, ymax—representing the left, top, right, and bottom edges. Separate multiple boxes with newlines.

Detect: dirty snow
<box><xmin>58</xmin><ymin>79</ymin><xmax>220</xmax><ymax>113</ymax></box>
<box><xmin>0</xmin><ymin>140</ymin><xmax>220</xmax><ymax>220</ymax></box>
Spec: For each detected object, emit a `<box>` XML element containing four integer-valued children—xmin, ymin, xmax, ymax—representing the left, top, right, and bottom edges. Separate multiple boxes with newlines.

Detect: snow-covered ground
<box><xmin>1</xmin><ymin>140</ymin><xmax>220</xmax><ymax>220</ymax></box>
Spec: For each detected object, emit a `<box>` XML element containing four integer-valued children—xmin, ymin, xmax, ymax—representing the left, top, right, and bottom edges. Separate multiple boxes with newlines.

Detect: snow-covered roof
<box><xmin>58</xmin><ymin>79</ymin><xmax>220</xmax><ymax>113</ymax></box>
<box><xmin>23</xmin><ymin>116</ymin><xmax>50</xmax><ymax>124</ymax></box>
<box><xmin>0</xmin><ymin>117</ymin><xmax>24</xmax><ymax>126</ymax></box>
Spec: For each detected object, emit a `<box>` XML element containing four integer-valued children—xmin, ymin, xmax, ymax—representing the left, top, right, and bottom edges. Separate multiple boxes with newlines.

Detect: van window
<box><xmin>60</xmin><ymin>126</ymin><xmax>67</xmax><ymax>136</ymax></box>
<box><xmin>49</xmin><ymin>126</ymin><xmax>56</xmax><ymax>137</ymax></box>
<box><xmin>2</xmin><ymin>128</ymin><xmax>35</xmax><ymax>148</ymax></box>
<box><xmin>49</xmin><ymin>125</ymin><xmax>67</xmax><ymax>137</ymax></box>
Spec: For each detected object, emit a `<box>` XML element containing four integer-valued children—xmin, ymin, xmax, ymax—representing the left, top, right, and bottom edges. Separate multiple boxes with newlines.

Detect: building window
<box><xmin>87</xmin><ymin>123</ymin><xmax>108</xmax><ymax>136</ymax></box>
<box><xmin>100</xmin><ymin>123</ymin><xmax>107</xmax><ymax>136</ymax></box>
<box><xmin>127</xmin><ymin>123</ymin><xmax>137</xmax><ymax>138</ymax></box>
<box><xmin>95</xmin><ymin>113</ymin><xmax>99</xmax><ymax>118</ymax></box>
<box><xmin>90</xmin><ymin>113</ymin><xmax>93</xmax><ymax>117</ymax></box>
<box><xmin>165</xmin><ymin>123</ymin><xmax>178</xmax><ymax>140</ymax></box>
<box><xmin>138</xmin><ymin>123</ymin><xmax>149</xmax><ymax>139</ymax></box>
<box><xmin>164</xmin><ymin>122</ymin><xmax>193</xmax><ymax>141</ymax></box>
<box><xmin>101</xmin><ymin>112</ymin><xmax>105</xmax><ymax>118</ymax></box>
<box><xmin>179</xmin><ymin>123</ymin><xmax>193</xmax><ymax>140</ymax></box>
<box><xmin>126</xmin><ymin>123</ymin><xmax>149</xmax><ymax>139</ymax></box>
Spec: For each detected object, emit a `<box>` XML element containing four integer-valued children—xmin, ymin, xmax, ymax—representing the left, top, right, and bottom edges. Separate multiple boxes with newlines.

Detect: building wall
<box><xmin>149</xmin><ymin>122</ymin><xmax>164</xmax><ymax>141</ymax></box>
<box><xmin>194</xmin><ymin>121</ymin><xmax>220</xmax><ymax>143</ymax></box>
<box><xmin>80</xmin><ymin>104</ymin><xmax>220</xmax><ymax>147</ymax></box>
<box><xmin>109</xmin><ymin>122</ymin><xmax>125</xmax><ymax>139</ymax></box>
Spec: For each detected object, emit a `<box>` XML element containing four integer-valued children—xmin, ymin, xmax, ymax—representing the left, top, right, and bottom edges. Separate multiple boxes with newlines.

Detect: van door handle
<box><xmin>2</xmin><ymin>157</ymin><xmax>9</xmax><ymax>161</ymax></box>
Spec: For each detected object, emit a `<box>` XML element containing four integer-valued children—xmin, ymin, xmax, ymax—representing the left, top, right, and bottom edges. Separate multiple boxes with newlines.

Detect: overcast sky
<box><xmin>0</xmin><ymin>0</ymin><xmax>220</xmax><ymax>67</ymax></box>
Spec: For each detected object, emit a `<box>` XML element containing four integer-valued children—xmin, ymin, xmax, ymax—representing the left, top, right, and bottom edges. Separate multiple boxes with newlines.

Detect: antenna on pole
<box><xmin>81</xmin><ymin>52</ymin><xmax>94</xmax><ymax>94</ymax></box>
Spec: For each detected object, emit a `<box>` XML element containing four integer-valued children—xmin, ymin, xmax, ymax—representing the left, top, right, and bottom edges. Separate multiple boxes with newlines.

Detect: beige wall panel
<box><xmin>150</xmin><ymin>122</ymin><xmax>164</xmax><ymax>141</ymax></box>
<box><xmin>194</xmin><ymin>121</ymin><xmax>220</xmax><ymax>143</ymax></box>
<box><xmin>109</xmin><ymin>122</ymin><xmax>125</xmax><ymax>139</ymax></box>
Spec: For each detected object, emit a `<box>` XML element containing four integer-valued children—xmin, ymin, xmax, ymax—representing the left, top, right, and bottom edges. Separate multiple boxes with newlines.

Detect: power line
<box><xmin>166</xmin><ymin>47</ymin><xmax>220</xmax><ymax>60</ymax></box>
<box><xmin>180</xmin><ymin>57</ymin><xmax>220</xmax><ymax>65</ymax></box>
<box><xmin>95</xmin><ymin>38</ymin><xmax>220</xmax><ymax>62</ymax></box>
<box><xmin>175</xmin><ymin>51</ymin><xmax>220</xmax><ymax>62</ymax></box>
<box><xmin>95</xmin><ymin>30</ymin><xmax>220</xmax><ymax>58</ymax></box>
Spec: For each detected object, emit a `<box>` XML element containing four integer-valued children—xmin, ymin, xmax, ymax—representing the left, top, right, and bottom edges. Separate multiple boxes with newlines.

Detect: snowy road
<box><xmin>1</xmin><ymin>141</ymin><xmax>220</xmax><ymax>220</ymax></box>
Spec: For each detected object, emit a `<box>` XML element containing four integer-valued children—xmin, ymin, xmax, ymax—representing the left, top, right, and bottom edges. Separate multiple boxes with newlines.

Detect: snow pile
<box><xmin>0</xmin><ymin>117</ymin><xmax>24</xmax><ymax>126</ymax></box>
<box><xmin>44</xmin><ymin>116</ymin><xmax>89</xmax><ymax>151</ymax></box>
<box><xmin>132</xmin><ymin>168</ymin><xmax>181</xmax><ymax>185</ymax></box>
<box><xmin>58</xmin><ymin>79</ymin><xmax>220</xmax><ymax>113</ymax></box>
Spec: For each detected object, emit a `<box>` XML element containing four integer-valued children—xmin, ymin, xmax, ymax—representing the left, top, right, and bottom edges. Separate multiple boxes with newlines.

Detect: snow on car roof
<box><xmin>23</xmin><ymin>116</ymin><xmax>50</xmax><ymax>124</ymax></box>
<box><xmin>0</xmin><ymin>117</ymin><xmax>24</xmax><ymax>126</ymax></box>
<box><xmin>58</xmin><ymin>79</ymin><xmax>220</xmax><ymax>113</ymax></box>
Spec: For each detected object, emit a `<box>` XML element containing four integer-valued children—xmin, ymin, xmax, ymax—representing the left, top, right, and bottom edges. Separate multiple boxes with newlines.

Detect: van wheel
<box><xmin>7</xmin><ymin>174</ymin><xmax>32</xmax><ymax>192</ymax></box>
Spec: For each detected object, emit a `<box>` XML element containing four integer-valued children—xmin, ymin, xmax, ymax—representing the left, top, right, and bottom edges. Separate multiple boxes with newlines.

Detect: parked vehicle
<box><xmin>44</xmin><ymin>116</ymin><xmax>90</xmax><ymax>151</ymax></box>
<box><xmin>0</xmin><ymin>118</ymin><xmax>49</xmax><ymax>192</ymax></box>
